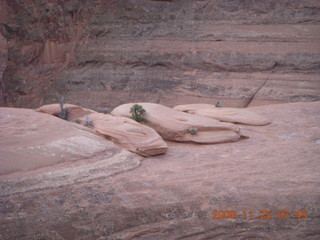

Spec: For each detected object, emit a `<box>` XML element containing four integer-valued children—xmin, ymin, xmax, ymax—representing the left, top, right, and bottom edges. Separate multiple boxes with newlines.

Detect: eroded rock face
<box><xmin>112</xmin><ymin>102</ymin><xmax>242</xmax><ymax>143</ymax></box>
<box><xmin>1</xmin><ymin>102</ymin><xmax>319</xmax><ymax>239</ymax></box>
<box><xmin>174</xmin><ymin>103</ymin><xmax>272</xmax><ymax>126</ymax></box>
<box><xmin>1</xmin><ymin>0</ymin><xmax>320</xmax><ymax>109</ymax></box>
<box><xmin>89</xmin><ymin>112</ymin><xmax>168</xmax><ymax>156</ymax></box>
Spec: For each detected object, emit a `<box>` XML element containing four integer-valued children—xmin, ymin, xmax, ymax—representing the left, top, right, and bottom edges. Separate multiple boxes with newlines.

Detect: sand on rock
<box><xmin>111</xmin><ymin>103</ymin><xmax>242</xmax><ymax>144</ymax></box>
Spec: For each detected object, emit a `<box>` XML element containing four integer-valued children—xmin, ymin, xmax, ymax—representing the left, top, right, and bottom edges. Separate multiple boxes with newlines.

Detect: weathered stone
<box><xmin>174</xmin><ymin>103</ymin><xmax>272</xmax><ymax>126</ymax></box>
<box><xmin>89</xmin><ymin>112</ymin><xmax>168</xmax><ymax>156</ymax></box>
<box><xmin>111</xmin><ymin>102</ymin><xmax>241</xmax><ymax>143</ymax></box>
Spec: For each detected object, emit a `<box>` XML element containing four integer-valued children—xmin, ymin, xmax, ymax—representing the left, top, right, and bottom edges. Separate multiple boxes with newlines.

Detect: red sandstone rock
<box><xmin>1</xmin><ymin>1</ymin><xmax>319</xmax><ymax>109</ymax></box>
<box><xmin>89</xmin><ymin>112</ymin><xmax>168</xmax><ymax>156</ymax></box>
<box><xmin>111</xmin><ymin>102</ymin><xmax>241</xmax><ymax>144</ymax></box>
<box><xmin>37</xmin><ymin>104</ymin><xmax>168</xmax><ymax>156</ymax></box>
<box><xmin>0</xmin><ymin>107</ymin><xmax>141</xmax><ymax>177</ymax></box>
<box><xmin>0</xmin><ymin>102</ymin><xmax>319</xmax><ymax>240</ymax></box>
<box><xmin>174</xmin><ymin>103</ymin><xmax>271</xmax><ymax>126</ymax></box>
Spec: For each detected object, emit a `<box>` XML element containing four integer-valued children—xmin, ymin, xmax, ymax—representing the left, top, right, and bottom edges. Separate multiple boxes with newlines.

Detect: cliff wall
<box><xmin>1</xmin><ymin>0</ymin><xmax>320</xmax><ymax>110</ymax></box>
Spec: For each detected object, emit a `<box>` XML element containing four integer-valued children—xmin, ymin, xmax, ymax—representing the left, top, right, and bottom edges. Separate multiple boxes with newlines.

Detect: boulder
<box><xmin>111</xmin><ymin>103</ymin><xmax>241</xmax><ymax>144</ymax></box>
<box><xmin>89</xmin><ymin>112</ymin><xmax>168</xmax><ymax>156</ymax></box>
<box><xmin>174</xmin><ymin>104</ymin><xmax>271</xmax><ymax>126</ymax></box>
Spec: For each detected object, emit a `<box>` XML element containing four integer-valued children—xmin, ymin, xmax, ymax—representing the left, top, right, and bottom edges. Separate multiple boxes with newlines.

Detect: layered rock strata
<box><xmin>0</xmin><ymin>0</ymin><xmax>319</xmax><ymax>110</ymax></box>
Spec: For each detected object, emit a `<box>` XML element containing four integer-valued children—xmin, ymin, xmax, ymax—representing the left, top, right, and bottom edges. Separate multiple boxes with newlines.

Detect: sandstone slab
<box><xmin>111</xmin><ymin>102</ymin><xmax>241</xmax><ymax>144</ymax></box>
<box><xmin>0</xmin><ymin>107</ymin><xmax>141</xmax><ymax>195</ymax></box>
<box><xmin>89</xmin><ymin>112</ymin><xmax>168</xmax><ymax>156</ymax></box>
<box><xmin>174</xmin><ymin>103</ymin><xmax>271</xmax><ymax>126</ymax></box>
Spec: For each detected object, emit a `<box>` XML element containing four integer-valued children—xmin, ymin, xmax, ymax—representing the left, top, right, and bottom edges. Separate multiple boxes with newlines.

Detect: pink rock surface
<box><xmin>111</xmin><ymin>102</ymin><xmax>241</xmax><ymax>144</ymax></box>
<box><xmin>174</xmin><ymin>103</ymin><xmax>272</xmax><ymax>126</ymax></box>
<box><xmin>0</xmin><ymin>107</ymin><xmax>141</xmax><ymax>178</ymax></box>
<box><xmin>0</xmin><ymin>102</ymin><xmax>319</xmax><ymax>239</ymax></box>
<box><xmin>89</xmin><ymin>112</ymin><xmax>168</xmax><ymax>156</ymax></box>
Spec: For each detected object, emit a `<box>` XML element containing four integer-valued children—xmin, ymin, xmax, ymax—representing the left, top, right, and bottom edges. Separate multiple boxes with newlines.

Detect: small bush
<box><xmin>84</xmin><ymin>116</ymin><xmax>94</xmax><ymax>127</ymax></box>
<box><xmin>130</xmin><ymin>104</ymin><xmax>146</xmax><ymax>122</ymax></box>
<box><xmin>58</xmin><ymin>100</ymin><xmax>69</xmax><ymax>120</ymax></box>
<box><xmin>188</xmin><ymin>127</ymin><xmax>198</xmax><ymax>135</ymax></box>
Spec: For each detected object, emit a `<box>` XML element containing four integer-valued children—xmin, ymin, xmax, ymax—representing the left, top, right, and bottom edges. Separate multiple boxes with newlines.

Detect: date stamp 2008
<box><xmin>212</xmin><ymin>210</ymin><xmax>308</xmax><ymax>220</ymax></box>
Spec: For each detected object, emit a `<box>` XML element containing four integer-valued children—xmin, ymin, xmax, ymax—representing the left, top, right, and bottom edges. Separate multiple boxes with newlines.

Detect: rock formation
<box><xmin>174</xmin><ymin>103</ymin><xmax>272</xmax><ymax>125</ymax></box>
<box><xmin>36</xmin><ymin>103</ymin><xmax>168</xmax><ymax>156</ymax></box>
<box><xmin>0</xmin><ymin>107</ymin><xmax>142</xmax><ymax>178</ymax></box>
<box><xmin>1</xmin><ymin>101</ymin><xmax>319</xmax><ymax>239</ymax></box>
<box><xmin>112</xmin><ymin>102</ymin><xmax>242</xmax><ymax>143</ymax></box>
<box><xmin>0</xmin><ymin>0</ymin><xmax>319</xmax><ymax>110</ymax></box>
<box><xmin>89</xmin><ymin>112</ymin><xmax>168</xmax><ymax>156</ymax></box>
<box><xmin>0</xmin><ymin>0</ymin><xmax>319</xmax><ymax>238</ymax></box>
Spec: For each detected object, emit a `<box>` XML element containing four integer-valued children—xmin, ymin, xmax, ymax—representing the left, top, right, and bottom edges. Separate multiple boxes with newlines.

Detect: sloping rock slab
<box><xmin>0</xmin><ymin>107</ymin><xmax>141</xmax><ymax>195</ymax></box>
<box><xmin>111</xmin><ymin>103</ymin><xmax>241</xmax><ymax>144</ymax></box>
<box><xmin>174</xmin><ymin>103</ymin><xmax>271</xmax><ymax>126</ymax></box>
<box><xmin>89</xmin><ymin>112</ymin><xmax>168</xmax><ymax>156</ymax></box>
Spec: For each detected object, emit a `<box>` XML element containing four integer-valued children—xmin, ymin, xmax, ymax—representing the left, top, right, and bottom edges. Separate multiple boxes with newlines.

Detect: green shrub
<box><xmin>130</xmin><ymin>104</ymin><xmax>146</xmax><ymax>122</ymax></box>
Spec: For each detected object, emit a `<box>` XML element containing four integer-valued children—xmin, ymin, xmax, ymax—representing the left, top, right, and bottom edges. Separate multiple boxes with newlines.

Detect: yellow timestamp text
<box><xmin>212</xmin><ymin>210</ymin><xmax>308</xmax><ymax>220</ymax></box>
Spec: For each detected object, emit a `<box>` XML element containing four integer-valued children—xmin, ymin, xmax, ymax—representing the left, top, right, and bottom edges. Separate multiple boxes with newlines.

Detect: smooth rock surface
<box><xmin>89</xmin><ymin>112</ymin><xmax>168</xmax><ymax>156</ymax></box>
<box><xmin>0</xmin><ymin>107</ymin><xmax>142</xmax><ymax>194</ymax></box>
<box><xmin>174</xmin><ymin>103</ymin><xmax>272</xmax><ymax>126</ymax></box>
<box><xmin>111</xmin><ymin>102</ymin><xmax>241</xmax><ymax>144</ymax></box>
<box><xmin>0</xmin><ymin>102</ymin><xmax>319</xmax><ymax>239</ymax></box>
